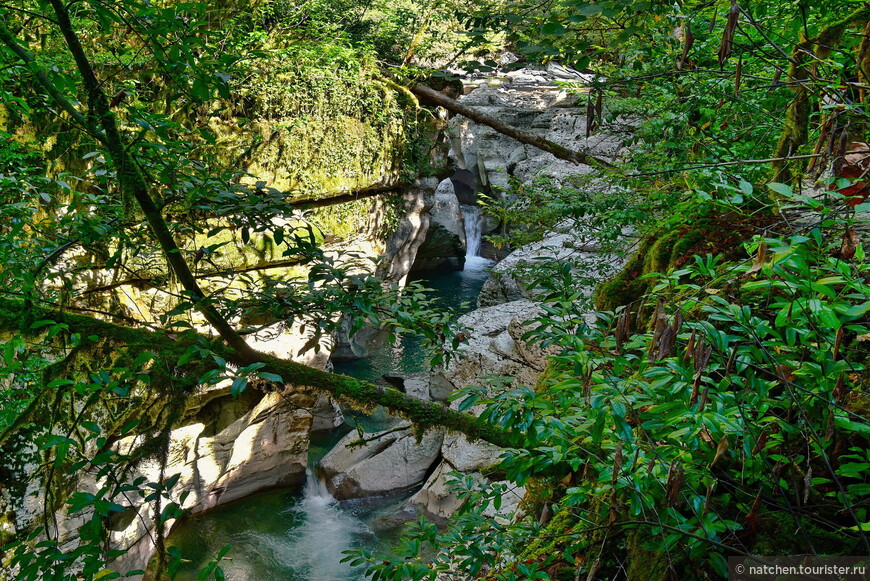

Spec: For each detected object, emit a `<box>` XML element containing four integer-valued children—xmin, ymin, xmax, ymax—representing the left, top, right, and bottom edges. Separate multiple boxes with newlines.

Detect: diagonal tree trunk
<box><xmin>0</xmin><ymin>297</ymin><xmax>518</xmax><ymax>450</ymax></box>
<box><xmin>410</xmin><ymin>83</ymin><xmax>616</xmax><ymax>169</ymax></box>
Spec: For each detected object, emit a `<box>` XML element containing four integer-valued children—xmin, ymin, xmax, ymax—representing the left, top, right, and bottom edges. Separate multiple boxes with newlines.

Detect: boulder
<box><xmin>442</xmin><ymin>432</ymin><xmax>503</xmax><ymax>473</ymax></box>
<box><xmin>401</xmin><ymin>372</ymin><xmax>432</xmax><ymax>401</ymax></box>
<box><xmin>320</xmin><ymin>424</ymin><xmax>444</xmax><ymax>500</ymax></box>
<box><xmin>332</xmin><ymin>323</ymin><xmax>389</xmax><ymax>361</ymax></box>
<box><xmin>375</xmin><ymin>182</ymin><xmax>436</xmax><ymax>286</ymax></box>
<box><xmin>431</xmin><ymin>179</ymin><xmax>466</xmax><ymax>242</ymax></box>
<box><xmin>379</xmin><ymin>372</ymin><xmax>431</xmax><ymax>401</ymax></box>
<box><xmin>413</xmin><ymin>179</ymin><xmax>466</xmax><ymax>271</ymax></box>
<box><xmin>402</xmin><ymin>461</ymin><xmax>469</xmax><ymax>521</ymax></box>
<box><xmin>428</xmin><ymin>371</ymin><xmax>455</xmax><ymax>403</ymax></box>
<box><xmin>105</xmin><ymin>388</ymin><xmax>314</xmax><ymax>576</ymax></box>
<box><xmin>401</xmin><ymin>462</ymin><xmax>526</xmax><ymax>523</ymax></box>
<box><xmin>441</xmin><ymin>300</ymin><xmax>543</xmax><ymax>391</ymax></box>
<box><xmin>310</xmin><ymin>393</ymin><xmax>345</xmax><ymax>433</ymax></box>
<box><xmin>477</xmin><ymin>228</ymin><xmax>625</xmax><ymax>308</ymax></box>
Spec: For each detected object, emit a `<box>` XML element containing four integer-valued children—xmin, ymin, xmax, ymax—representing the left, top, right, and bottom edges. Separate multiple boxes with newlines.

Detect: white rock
<box><xmin>402</xmin><ymin>461</ymin><xmax>525</xmax><ymax>522</ymax></box>
<box><xmin>432</xmin><ymin>179</ymin><xmax>466</xmax><ymax>242</ymax></box>
<box><xmin>402</xmin><ymin>461</ymin><xmax>469</xmax><ymax>520</ymax></box>
<box><xmin>376</xmin><ymin>186</ymin><xmax>435</xmax><ymax>286</ymax></box>
<box><xmin>444</xmin><ymin>300</ymin><xmax>543</xmax><ymax>391</ymax></box>
<box><xmin>442</xmin><ymin>433</ymin><xmax>503</xmax><ymax>472</ymax></box>
<box><xmin>477</xmin><ymin>228</ymin><xmax>625</xmax><ymax>308</ymax></box>
<box><xmin>402</xmin><ymin>373</ymin><xmax>432</xmax><ymax>401</ymax></box>
<box><xmin>320</xmin><ymin>424</ymin><xmax>444</xmax><ymax>500</ymax></box>
<box><xmin>413</xmin><ymin>179</ymin><xmax>466</xmax><ymax>269</ymax></box>
<box><xmin>310</xmin><ymin>393</ymin><xmax>345</xmax><ymax>432</ymax></box>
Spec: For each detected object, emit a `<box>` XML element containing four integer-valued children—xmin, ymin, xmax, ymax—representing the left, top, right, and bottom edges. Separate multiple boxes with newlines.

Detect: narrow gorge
<box><xmin>2</xmin><ymin>2</ymin><xmax>869</xmax><ymax>580</ymax></box>
<box><xmin>138</xmin><ymin>63</ymin><xmax>630</xmax><ymax>579</ymax></box>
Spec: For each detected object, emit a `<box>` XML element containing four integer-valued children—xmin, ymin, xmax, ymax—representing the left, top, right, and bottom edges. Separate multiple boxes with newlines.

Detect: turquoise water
<box><xmin>166</xmin><ymin>432</ymin><xmax>407</xmax><ymax>581</ymax></box>
<box><xmin>166</xmin><ymin>483</ymin><xmax>410</xmax><ymax>581</ymax></box>
<box><xmin>332</xmin><ymin>261</ymin><xmax>493</xmax><ymax>383</ymax></box>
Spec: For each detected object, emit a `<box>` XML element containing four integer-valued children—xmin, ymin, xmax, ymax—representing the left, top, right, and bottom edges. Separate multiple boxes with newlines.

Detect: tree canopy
<box><xmin>1</xmin><ymin>0</ymin><xmax>870</xmax><ymax>580</ymax></box>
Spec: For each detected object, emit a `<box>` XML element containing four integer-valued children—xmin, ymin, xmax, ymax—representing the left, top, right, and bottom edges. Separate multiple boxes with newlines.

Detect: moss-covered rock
<box><xmin>594</xmin><ymin>202</ymin><xmax>775</xmax><ymax>311</ymax></box>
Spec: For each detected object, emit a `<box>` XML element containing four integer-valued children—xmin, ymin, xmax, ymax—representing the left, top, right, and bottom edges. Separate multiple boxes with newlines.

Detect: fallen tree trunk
<box><xmin>0</xmin><ymin>297</ymin><xmax>520</xmax><ymax>450</ymax></box>
<box><xmin>410</xmin><ymin>83</ymin><xmax>615</xmax><ymax>170</ymax></box>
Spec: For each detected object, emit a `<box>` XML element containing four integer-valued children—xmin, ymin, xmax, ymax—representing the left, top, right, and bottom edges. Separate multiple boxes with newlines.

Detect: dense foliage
<box><xmin>1</xmin><ymin>0</ymin><xmax>869</xmax><ymax>580</ymax></box>
<box><xmin>0</xmin><ymin>2</ymin><xmax>471</xmax><ymax>579</ymax></box>
<box><xmin>351</xmin><ymin>189</ymin><xmax>870</xmax><ymax>579</ymax></box>
<box><xmin>347</xmin><ymin>0</ymin><xmax>870</xmax><ymax>579</ymax></box>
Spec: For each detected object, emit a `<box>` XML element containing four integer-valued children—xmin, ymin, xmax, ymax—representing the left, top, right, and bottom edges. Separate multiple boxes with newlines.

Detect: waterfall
<box><xmin>462</xmin><ymin>204</ymin><xmax>482</xmax><ymax>257</ymax></box>
<box><xmin>461</xmin><ymin>204</ymin><xmax>493</xmax><ymax>271</ymax></box>
<box><xmin>167</xmin><ymin>467</ymin><xmax>371</xmax><ymax>581</ymax></box>
<box><xmin>275</xmin><ymin>470</ymin><xmax>368</xmax><ymax>581</ymax></box>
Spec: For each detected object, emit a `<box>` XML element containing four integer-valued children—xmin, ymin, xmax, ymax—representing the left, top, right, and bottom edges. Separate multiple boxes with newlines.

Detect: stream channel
<box><xmin>166</xmin><ymin>205</ymin><xmax>494</xmax><ymax>580</ymax></box>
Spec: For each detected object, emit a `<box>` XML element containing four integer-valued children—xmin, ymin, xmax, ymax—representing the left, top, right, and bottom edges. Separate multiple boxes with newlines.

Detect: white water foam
<box><xmin>461</xmin><ymin>204</ymin><xmax>495</xmax><ymax>271</ymax></box>
<box><xmin>277</xmin><ymin>471</ymin><xmax>368</xmax><ymax>581</ymax></box>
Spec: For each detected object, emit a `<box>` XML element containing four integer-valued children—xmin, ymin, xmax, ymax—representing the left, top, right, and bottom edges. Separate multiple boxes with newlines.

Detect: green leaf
<box><xmin>230</xmin><ymin>376</ymin><xmax>247</xmax><ymax>398</ymax></box>
<box><xmin>838</xmin><ymin>302</ymin><xmax>870</xmax><ymax>318</ymax></box>
<box><xmin>815</xmin><ymin>308</ymin><xmax>840</xmax><ymax>330</ymax></box>
<box><xmin>578</xmin><ymin>4</ymin><xmax>603</xmax><ymax>15</ymax></box>
<box><xmin>191</xmin><ymin>78</ymin><xmax>210</xmax><ymax>101</ymax></box>
<box><xmin>40</xmin><ymin>434</ymin><xmax>75</xmax><ymax>450</ymax></box>
<box><xmin>541</xmin><ymin>22</ymin><xmax>566</xmax><ymax>35</ymax></box>
<box><xmin>767</xmin><ymin>182</ymin><xmax>793</xmax><ymax>197</ymax></box>
<box><xmin>836</xmin><ymin>417</ymin><xmax>870</xmax><ymax>434</ymax></box>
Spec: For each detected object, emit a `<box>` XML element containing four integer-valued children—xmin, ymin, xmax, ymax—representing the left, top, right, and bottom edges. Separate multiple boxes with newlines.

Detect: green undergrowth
<box><xmin>594</xmin><ymin>200</ymin><xmax>776</xmax><ymax>311</ymax></box>
<box><xmin>352</xmin><ymin>184</ymin><xmax>870</xmax><ymax>580</ymax></box>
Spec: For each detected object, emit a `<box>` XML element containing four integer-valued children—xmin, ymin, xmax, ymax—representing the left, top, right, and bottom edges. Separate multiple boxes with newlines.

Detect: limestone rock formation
<box><xmin>320</xmin><ymin>424</ymin><xmax>444</xmax><ymax>500</ymax></box>
<box><xmin>399</xmin><ymin>64</ymin><xmax>637</xmax><ymax>522</ymax></box>
<box><xmin>437</xmin><ymin>299</ymin><xmax>544</xmax><ymax>392</ymax></box>
<box><xmin>477</xmin><ymin>225</ymin><xmax>626</xmax><ymax>308</ymax></box>
<box><xmin>402</xmin><ymin>299</ymin><xmax>543</xmax><ymax>519</ymax></box>
<box><xmin>413</xmin><ymin>178</ymin><xmax>466</xmax><ymax>271</ymax></box>
<box><xmin>375</xmin><ymin>181</ymin><xmax>438</xmax><ymax>285</ymax></box>
<box><xmin>58</xmin><ymin>387</ymin><xmax>317</xmax><ymax>578</ymax></box>
<box><xmin>405</xmin><ymin>464</ymin><xmax>525</xmax><ymax>523</ymax></box>
<box><xmin>445</xmin><ymin>63</ymin><xmax>632</xmax><ymax>230</ymax></box>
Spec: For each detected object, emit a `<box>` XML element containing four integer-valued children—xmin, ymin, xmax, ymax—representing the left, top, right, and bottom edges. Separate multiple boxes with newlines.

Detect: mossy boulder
<box><xmin>594</xmin><ymin>202</ymin><xmax>775</xmax><ymax>311</ymax></box>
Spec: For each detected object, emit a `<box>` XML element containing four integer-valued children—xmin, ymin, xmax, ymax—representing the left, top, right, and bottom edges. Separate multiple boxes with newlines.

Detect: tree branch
<box><xmin>0</xmin><ymin>18</ymin><xmax>104</xmax><ymax>141</ymax></box>
<box><xmin>2</xmin><ymin>5</ymin><xmax>519</xmax><ymax>450</ymax></box>
<box><xmin>409</xmin><ymin>83</ymin><xmax>615</xmax><ymax>170</ymax></box>
<box><xmin>44</xmin><ymin>0</ymin><xmax>257</xmax><ymax>360</ymax></box>
<box><xmin>78</xmin><ymin>257</ymin><xmax>308</xmax><ymax>297</ymax></box>
<box><xmin>0</xmin><ymin>297</ymin><xmax>520</xmax><ymax>449</ymax></box>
